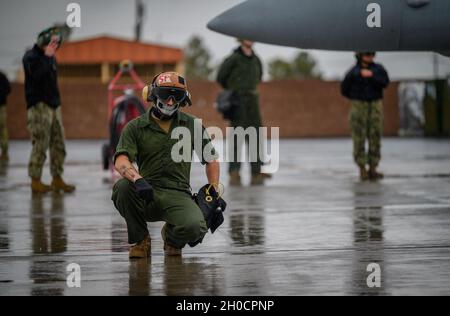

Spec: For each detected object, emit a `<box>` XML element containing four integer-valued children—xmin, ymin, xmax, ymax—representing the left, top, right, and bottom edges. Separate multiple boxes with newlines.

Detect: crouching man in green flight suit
<box><xmin>112</xmin><ymin>72</ymin><xmax>222</xmax><ymax>258</ymax></box>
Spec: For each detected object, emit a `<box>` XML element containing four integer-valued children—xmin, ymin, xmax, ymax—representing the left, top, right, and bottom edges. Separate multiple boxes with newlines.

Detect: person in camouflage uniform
<box><xmin>341</xmin><ymin>52</ymin><xmax>390</xmax><ymax>181</ymax></box>
<box><xmin>22</xmin><ymin>27</ymin><xmax>75</xmax><ymax>193</ymax></box>
<box><xmin>27</xmin><ymin>103</ymin><xmax>67</xmax><ymax>179</ymax></box>
<box><xmin>0</xmin><ymin>70</ymin><xmax>11</xmax><ymax>161</ymax></box>
<box><xmin>217</xmin><ymin>39</ymin><xmax>268</xmax><ymax>186</ymax></box>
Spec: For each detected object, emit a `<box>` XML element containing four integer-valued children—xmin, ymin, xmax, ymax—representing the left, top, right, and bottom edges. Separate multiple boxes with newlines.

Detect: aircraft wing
<box><xmin>207</xmin><ymin>0</ymin><xmax>450</xmax><ymax>54</ymax></box>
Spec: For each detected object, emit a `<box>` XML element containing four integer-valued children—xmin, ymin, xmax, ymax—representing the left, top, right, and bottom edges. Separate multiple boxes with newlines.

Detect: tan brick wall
<box><xmin>6</xmin><ymin>80</ymin><xmax>399</xmax><ymax>139</ymax></box>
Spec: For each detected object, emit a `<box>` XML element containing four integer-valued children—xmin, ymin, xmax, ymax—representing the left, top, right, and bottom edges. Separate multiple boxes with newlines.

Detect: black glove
<box><xmin>194</xmin><ymin>184</ymin><xmax>227</xmax><ymax>234</ymax></box>
<box><xmin>134</xmin><ymin>178</ymin><xmax>154</xmax><ymax>204</ymax></box>
<box><xmin>209</xmin><ymin>186</ymin><xmax>227</xmax><ymax>212</ymax></box>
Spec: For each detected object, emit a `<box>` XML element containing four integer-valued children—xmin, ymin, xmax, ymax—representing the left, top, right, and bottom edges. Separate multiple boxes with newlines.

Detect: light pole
<box><xmin>135</xmin><ymin>0</ymin><xmax>145</xmax><ymax>42</ymax></box>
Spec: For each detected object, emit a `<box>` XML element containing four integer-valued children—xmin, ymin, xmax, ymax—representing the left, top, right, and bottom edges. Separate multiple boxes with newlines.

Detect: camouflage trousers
<box><xmin>349</xmin><ymin>100</ymin><xmax>383</xmax><ymax>168</ymax></box>
<box><xmin>27</xmin><ymin>103</ymin><xmax>66</xmax><ymax>179</ymax></box>
<box><xmin>0</xmin><ymin>106</ymin><xmax>7</xmax><ymax>154</ymax></box>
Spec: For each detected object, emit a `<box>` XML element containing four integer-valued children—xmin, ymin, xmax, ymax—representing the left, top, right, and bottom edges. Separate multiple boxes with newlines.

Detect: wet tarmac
<box><xmin>1</xmin><ymin>138</ymin><xmax>450</xmax><ymax>296</ymax></box>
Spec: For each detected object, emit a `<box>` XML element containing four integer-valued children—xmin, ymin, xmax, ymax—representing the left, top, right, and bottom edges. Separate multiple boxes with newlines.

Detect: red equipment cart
<box><xmin>102</xmin><ymin>60</ymin><xmax>148</xmax><ymax>172</ymax></box>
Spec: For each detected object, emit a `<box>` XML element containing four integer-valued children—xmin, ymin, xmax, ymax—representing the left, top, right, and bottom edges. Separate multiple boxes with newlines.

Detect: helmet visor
<box><xmin>153</xmin><ymin>87</ymin><xmax>186</xmax><ymax>103</ymax></box>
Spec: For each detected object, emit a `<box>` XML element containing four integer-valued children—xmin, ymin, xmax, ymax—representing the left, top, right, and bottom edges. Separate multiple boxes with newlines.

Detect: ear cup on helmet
<box><xmin>142</xmin><ymin>86</ymin><xmax>149</xmax><ymax>102</ymax></box>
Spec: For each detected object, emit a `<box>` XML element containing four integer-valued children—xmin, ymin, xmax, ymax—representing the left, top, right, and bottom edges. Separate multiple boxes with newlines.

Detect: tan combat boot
<box><xmin>360</xmin><ymin>166</ymin><xmax>369</xmax><ymax>181</ymax></box>
<box><xmin>229</xmin><ymin>171</ymin><xmax>242</xmax><ymax>187</ymax></box>
<box><xmin>51</xmin><ymin>176</ymin><xmax>76</xmax><ymax>193</ymax></box>
<box><xmin>164</xmin><ymin>242</ymin><xmax>182</xmax><ymax>256</ymax></box>
<box><xmin>31</xmin><ymin>178</ymin><xmax>52</xmax><ymax>194</ymax></box>
<box><xmin>129</xmin><ymin>234</ymin><xmax>151</xmax><ymax>259</ymax></box>
<box><xmin>161</xmin><ymin>225</ymin><xmax>182</xmax><ymax>256</ymax></box>
<box><xmin>250</xmin><ymin>173</ymin><xmax>265</xmax><ymax>186</ymax></box>
<box><xmin>369</xmin><ymin>166</ymin><xmax>384</xmax><ymax>181</ymax></box>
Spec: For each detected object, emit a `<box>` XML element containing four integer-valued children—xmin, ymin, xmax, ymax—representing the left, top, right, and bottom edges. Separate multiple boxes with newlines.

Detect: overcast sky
<box><xmin>1</xmin><ymin>0</ymin><xmax>450</xmax><ymax>81</ymax></box>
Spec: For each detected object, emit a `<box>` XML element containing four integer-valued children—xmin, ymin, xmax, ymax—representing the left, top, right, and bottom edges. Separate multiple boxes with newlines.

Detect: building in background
<box><xmin>16</xmin><ymin>36</ymin><xmax>184</xmax><ymax>84</ymax></box>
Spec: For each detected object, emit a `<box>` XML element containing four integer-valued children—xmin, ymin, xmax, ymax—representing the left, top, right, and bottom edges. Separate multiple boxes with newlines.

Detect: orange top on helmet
<box><xmin>154</xmin><ymin>72</ymin><xmax>188</xmax><ymax>90</ymax></box>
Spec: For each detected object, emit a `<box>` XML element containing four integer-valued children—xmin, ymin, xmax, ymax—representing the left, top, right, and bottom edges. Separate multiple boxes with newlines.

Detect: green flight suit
<box><xmin>111</xmin><ymin>110</ymin><xmax>218</xmax><ymax>249</ymax></box>
<box><xmin>217</xmin><ymin>47</ymin><xmax>264</xmax><ymax>175</ymax></box>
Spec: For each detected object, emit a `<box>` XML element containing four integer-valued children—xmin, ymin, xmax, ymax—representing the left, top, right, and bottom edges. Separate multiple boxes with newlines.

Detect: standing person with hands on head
<box><xmin>0</xmin><ymin>70</ymin><xmax>11</xmax><ymax>162</ymax></box>
<box><xmin>23</xmin><ymin>27</ymin><xmax>75</xmax><ymax>194</ymax></box>
<box><xmin>341</xmin><ymin>52</ymin><xmax>390</xmax><ymax>181</ymax></box>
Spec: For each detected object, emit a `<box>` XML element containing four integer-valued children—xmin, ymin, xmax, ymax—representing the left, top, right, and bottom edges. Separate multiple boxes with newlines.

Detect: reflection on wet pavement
<box><xmin>0</xmin><ymin>139</ymin><xmax>450</xmax><ymax>295</ymax></box>
<box><xmin>128</xmin><ymin>259</ymin><xmax>150</xmax><ymax>296</ymax></box>
<box><xmin>350</xmin><ymin>183</ymin><xmax>385</xmax><ymax>295</ymax></box>
<box><xmin>29</xmin><ymin>194</ymin><xmax>67</xmax><ymax>296</ymax></box>
<box><xmin>229</xmin><ymin>189</ymin><xmax>266</xmax><ymax>249</ymax></box>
